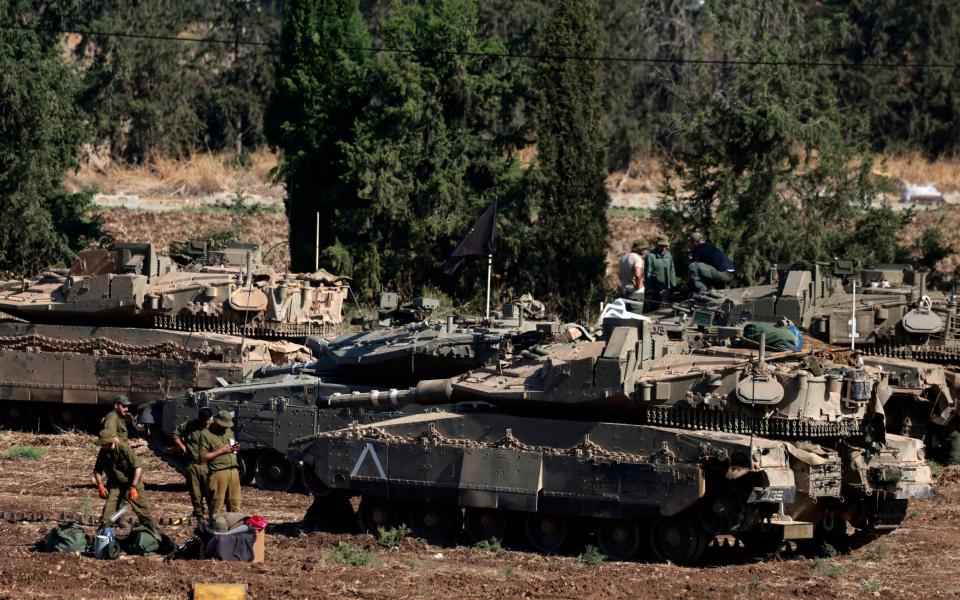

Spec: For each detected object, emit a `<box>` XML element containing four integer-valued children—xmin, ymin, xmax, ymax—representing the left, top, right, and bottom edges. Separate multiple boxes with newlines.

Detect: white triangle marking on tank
<box><xmin>350</xmin><ymin>443</ymin><xmax>386</xmax><ymax>479</ymax></box>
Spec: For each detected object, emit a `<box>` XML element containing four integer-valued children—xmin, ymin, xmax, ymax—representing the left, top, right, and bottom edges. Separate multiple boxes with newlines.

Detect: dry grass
<box><xmin>878</xmin><ymin>152</ymin><xmax>960</xmax><ymax>190</ymax></box>
<box><xmin>66</xmin><ymin>149</ymin><xmax>284</xmax><ymax>201</ymax></box>
<box><xmin>98</xmin><ymin>208</ymin><xmax>291</xmax><ymax>271</ymax></box>
<box><xmin>607</xmin><ymin>158</ymin><xmax>664</xmax><ymax>194</ymax></box>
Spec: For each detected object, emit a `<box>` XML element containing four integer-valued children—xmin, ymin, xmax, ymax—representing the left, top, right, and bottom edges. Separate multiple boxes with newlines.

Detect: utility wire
<box><xmin>3</xmin><ymin>23</ymin><xmax>959</xmax><ymax>70</ymax></box>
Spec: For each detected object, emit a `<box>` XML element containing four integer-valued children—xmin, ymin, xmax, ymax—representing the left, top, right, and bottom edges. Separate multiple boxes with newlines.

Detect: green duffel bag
<box><xmin>39</xmin><ymin>523</ymin><xmax>89</xmax><ymax>553</ymax></box>
<box><xmin>120</xmin><ymin>526</ymin><xmax>175</xmax><ymax>557</ymax></box>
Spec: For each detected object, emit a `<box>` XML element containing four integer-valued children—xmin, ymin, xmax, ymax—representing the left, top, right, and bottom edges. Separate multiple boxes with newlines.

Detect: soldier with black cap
<box><xmin>199</xmin><ymin>409</ymin><xmax>242</xmax><ymax>517</ymax></box>
<box><xmin>93</xmin><ymin>430</ymin><xmax>158</xmax><ymax>533</ymax></box>
<box><xmin>100</xmin><ymin>394</ymin><xmax>132</xmax><ymax>444</ymax></box>
<box><xmin>172</xmin><ymin>407</ymin><xmax>214</xmax><ymax>520</ymax></box>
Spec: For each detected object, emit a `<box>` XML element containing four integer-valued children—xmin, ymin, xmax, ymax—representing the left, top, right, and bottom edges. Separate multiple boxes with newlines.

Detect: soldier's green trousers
<box><xmin>208</xmin><ymin>467</ymin><xmax>241</xmax><ymax>518</ymax></box>
<box><xmin>99</xmin><ymin>483</ymin><xmax>157</xmax><ymax>533</ymax></box>
<box><xmin>185</xmin><ymin>463</ymin><xmax>208</xmax><ymax>518</ymax></box>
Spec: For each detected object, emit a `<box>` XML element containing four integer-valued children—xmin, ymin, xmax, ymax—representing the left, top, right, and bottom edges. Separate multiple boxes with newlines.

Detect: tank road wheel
<box><xmin>524</xmin><ymin>513</ymin><xmax>569</xmax><ymax>554</ymax></box>
<box><xmin>650</xmin><ymin>515</ymin><xmax>707</xmax><ymax>565</ymax></box>
<box><xmin>255</xmin><ymin>451</ymin><xmax>298</xmax><ymax>491</ymax></box>
<box><xmin>464</xmin><ymin>507</ymin><xmax>508</xmax><ymax>544</ymax></box>
<box><xmin>597</xmin><ymin>518</ymin><xmax>641</xmax><ymax>561</ymax></box>
<box><xmin>408</xmin><ymin>504</ymin><xmax>463</xmax><ymax>546</ymax></box>
<box><xmin>357</xmin><ymin>497</ymin><xmax>400</xmax><ymax>535</ymax></box>
<box><xmin>0</xmin><ymin>402</ymin><xmax>33</xmax><ymax>430</ymax></box>
<box><xmin>45</xmin><ymin>404</ymin><xmax>88</xmax><ymax>432</ymax></box>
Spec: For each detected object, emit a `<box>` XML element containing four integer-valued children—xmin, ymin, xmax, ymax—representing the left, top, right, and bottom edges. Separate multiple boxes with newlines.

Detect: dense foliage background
<box><xmin>2</xmin><ymin>0</ymin><xmax>958</xmax><ymax>315</ymax></box>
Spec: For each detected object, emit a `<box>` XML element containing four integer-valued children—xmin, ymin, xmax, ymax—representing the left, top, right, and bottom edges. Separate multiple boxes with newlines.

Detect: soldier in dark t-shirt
<box><xmin>688</xmin><ymin>232</ymin><xmax>735</xmax><ymax>292</ymax></box>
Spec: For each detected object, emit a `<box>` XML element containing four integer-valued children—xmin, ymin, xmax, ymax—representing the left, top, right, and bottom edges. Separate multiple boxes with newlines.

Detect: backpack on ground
<box><xmin>120</xmin><ymin>525</ymin><xmax>175</xmax><ymax>557</ymax></box>
<box><xmin>39</xmin><ymin>523</ymin><xmax>89</xmax><ymax>553</ymax></box>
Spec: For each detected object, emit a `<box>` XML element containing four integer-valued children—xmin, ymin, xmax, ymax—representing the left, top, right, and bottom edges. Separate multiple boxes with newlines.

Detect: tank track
<box><xmin>0</xmin><ymin>333</ymin><xmax>225</xmax><ymax>360</ymax></box>
<box><xmin>860</xmin><ymin>343</ymin><xmax>960</xmax><ymax>366</ymax></box>
<box><xmin>639</xmin><ymin>405</ymin><xmax>864</xmax><ymax>439</ymax></box>
<box><xmin>153</xmin><ymin>314</ymin><xmax>341</xmax><ymax>340</ymax></box>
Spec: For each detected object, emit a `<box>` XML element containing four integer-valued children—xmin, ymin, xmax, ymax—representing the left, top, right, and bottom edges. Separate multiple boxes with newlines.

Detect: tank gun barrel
<box><xmin>324</xmin><ymin>378</ymin><xmax>454</xmax><ymax>409</ymax></box>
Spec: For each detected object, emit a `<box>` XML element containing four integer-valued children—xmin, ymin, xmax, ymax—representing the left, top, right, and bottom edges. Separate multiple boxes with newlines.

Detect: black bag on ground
<box><xmin>38</xmin><ymin>523</ymin><xmax>89</xmax><ymax>553</ymax></box>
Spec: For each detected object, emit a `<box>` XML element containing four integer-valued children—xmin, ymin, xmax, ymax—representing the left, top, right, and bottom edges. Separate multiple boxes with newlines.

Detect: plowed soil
<box><xmin>1</xmin><ymin>430</ymin><xmax>959</xmax><ymax>599</ymax></box>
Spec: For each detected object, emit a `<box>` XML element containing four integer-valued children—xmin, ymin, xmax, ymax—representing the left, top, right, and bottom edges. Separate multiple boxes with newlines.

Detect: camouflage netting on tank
<box><xmin>324</xmin><ymin>423</ymin><xmax>649</xmax><ymax>463</ymax></box>
<box><xmin>0</xmin><ymin>334</ymin><xmax>226</xmax><ymax>359</ymax></box>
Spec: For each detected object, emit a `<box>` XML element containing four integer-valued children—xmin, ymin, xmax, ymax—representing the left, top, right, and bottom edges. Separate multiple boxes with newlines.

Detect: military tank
<box><xmin>653</xmin><ymin>260</ymin><xmax>960</xmax><ymax>362</ymax></box>
<box><xmin>0</xmin><ymin>320</ymin><xmax>309</xmax><ymax>431</ymax></box>
<box><xmin>307</xmin><ymin>297</ymin><xmax>558</xmax><ymax>386</ymax></box>
<box><xmin>142</xmin><ymin>296</ymin><xmax>558</xmax><ymax>490</ymax></box>
<box><xmin>0</xmin><ymin>238</ymin><xmax>343</xmax><ymax>431</ymax></box>
<box><xmin>0</xmin><ymin>240</ymin><xmax>350</xmax><ymax>340</ymax></box>
<box><xmin>289</xmin><ymin>318</ymin><xmax>933</xmax><ymax>563</ymax></box>
<box><xmin>138</xmin><ymin>373</ymin><xmax>429</xmax><ymax>491</ymax></box>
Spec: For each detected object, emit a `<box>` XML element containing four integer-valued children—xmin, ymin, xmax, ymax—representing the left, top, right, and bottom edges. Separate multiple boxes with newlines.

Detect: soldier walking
<box><xmin>93</xmin><ymin>431</ymin><xmax>158</xmax><ymax>533</ymax></box>
<box><xmin>172</xmin><ymin>407</ymin><xmax>213</xmax><ymax>520</ymax></box>
<box><xmin>100</xmin><ymin>395</ymin><xmax>132</xmax><ymax>443</ymax></box>
<box><xmin>199</xmin><ymin>410</ymin><xmax>242</xmax><ymax>517</ymax></box>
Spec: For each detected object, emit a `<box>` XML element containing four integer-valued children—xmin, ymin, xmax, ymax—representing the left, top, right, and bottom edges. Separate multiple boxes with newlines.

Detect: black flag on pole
<box><xmin>442</xmin><ymin>200</ymin><xmax>497</xmax><ymax>275</ymax></box>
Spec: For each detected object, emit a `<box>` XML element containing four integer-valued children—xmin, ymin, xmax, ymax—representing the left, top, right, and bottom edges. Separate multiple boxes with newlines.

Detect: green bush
<box><xmin>474</xmin><ymin>537</ymin><xmax>503</xmax><ymax>552</ymax></box>
<box><xmin>3</xmin><ymin>446</ymin><xmax>46</xmax><ymax>460</ymax></box>
<box><xmin>377</xmin><ymin>524</ymin><xmax>411</xmax><ymax>549</ymax></box>
<box><xmin>580</xmin><ymin>544</ymin><xmax>606</xmax><ymax>565</ymax></box>
<box><xmin>328</xmin><ymin>542</ymin><xmax>374</xmax><ymax>566</ymax></box>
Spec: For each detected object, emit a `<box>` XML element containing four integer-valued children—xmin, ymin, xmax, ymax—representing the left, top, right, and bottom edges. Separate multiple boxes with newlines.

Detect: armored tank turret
<box><xmin>308</xmin><ymin>305</ymin><xmax>558</xmax><ymax>386</ymax></box>
<box><xmin>290</xmin><ymin>318</ymin><xmax>933</xmax><ymax>563</ymax></box>
<box><xmin>0</xmin><ymin>240</ymin><xmax>350</xmax><ymax>340</ymax></box>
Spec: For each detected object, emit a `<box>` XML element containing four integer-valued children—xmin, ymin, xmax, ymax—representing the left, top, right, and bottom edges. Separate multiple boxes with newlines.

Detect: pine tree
<box><xmin>656</xmin><ymin>0</ymin><xmax>892</xmax><ymax>284</ymax></box>
<box><xmin>530</xmin><ymin>0</ymin><xmax>610</xmax><ymax>316</ymax></box>
<box><xmin>0</xmin><ymin>27</ymin><xmax>101</xmax><ymax>277</ymax></box>
<box><xmin>266</xmin><ymin>0</ymin><xmax>373</xmax><ymax>273</ymax></box>
<box><xmin>336</xmin><ymin>0</ymin><xmax>529</xmax><ymax>296</ymax></box>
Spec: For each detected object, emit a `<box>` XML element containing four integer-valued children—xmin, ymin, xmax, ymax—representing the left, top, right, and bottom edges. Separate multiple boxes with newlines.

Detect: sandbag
<box><xmin>39</xmin><ymin>523</ymin><xmax>88</xmax><ymax>553</ymax></box>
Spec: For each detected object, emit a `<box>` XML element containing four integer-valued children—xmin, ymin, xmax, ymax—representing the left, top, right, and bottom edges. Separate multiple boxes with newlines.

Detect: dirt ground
<box><xmin>1</xmin><ymin>430</ymin><xmax>959</xmax><ymax>600</ymax></box>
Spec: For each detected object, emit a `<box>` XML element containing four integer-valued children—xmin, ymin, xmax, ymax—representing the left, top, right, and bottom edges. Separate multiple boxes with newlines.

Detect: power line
<box><xmin>3</xmin><ymin>23</ymin><xmax>959</xmax><ymax>70</ymax></box>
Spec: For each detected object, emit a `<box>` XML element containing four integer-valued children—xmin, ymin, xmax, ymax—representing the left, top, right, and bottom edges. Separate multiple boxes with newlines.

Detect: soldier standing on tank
<box><xmin>93</xmin><ymin>431</ymin><xmax>159</xmax><ymax>534</ymax></box>
<box><xmin>644</xmin><ymin>236</ymin><xmax>677</xmax><ymax>308</ymax></box>
<box><xmin>688</xmin><ymin>231</ymin><xmax>735</xmax><ymax>292</ymax></box>
<box><xmin>199</xmin><ymin>410</ymin><xmax>241</xmax><ymax>518</ymax></box>
<box><xmin>618</xmin><ymin>240</ymin><xmax>646</xmax><ymax>310</ymax></box>
<box><xmin>172</xmin><ymin>407</ymin><xmax>213</xmax><ymax>520</ymax></box>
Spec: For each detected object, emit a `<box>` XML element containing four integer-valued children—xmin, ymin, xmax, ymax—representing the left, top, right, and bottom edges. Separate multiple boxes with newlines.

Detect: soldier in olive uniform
<box><xmin>172</xmin><ymin>407</ymin><xmax>213</xmax><ymax>520</ymax></box>
<box><xmin>199</xmin><ymin>410</ymin><xmax>242</xmax><ymax>518</ymax></box>
<box><xmin>93</xmin><ymin>431</ymin><xmax>158</xmax><ymax>533</ymax></box>
<box><xmin>100</xmin><ymin>394</ymin><xmax>132</xmax><ymax>443</ymax></box>
<box><xmin>644</xmin><ymin>236</ymin><xmax>677</xmax><ymax>308</ymax></box>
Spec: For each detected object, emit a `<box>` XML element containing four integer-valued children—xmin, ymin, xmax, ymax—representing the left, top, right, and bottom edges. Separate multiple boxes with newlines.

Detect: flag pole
<box><xmin>485</xmin><ymin>253</ymin><xmax>492</xmax><ymax>321</ymax></box>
